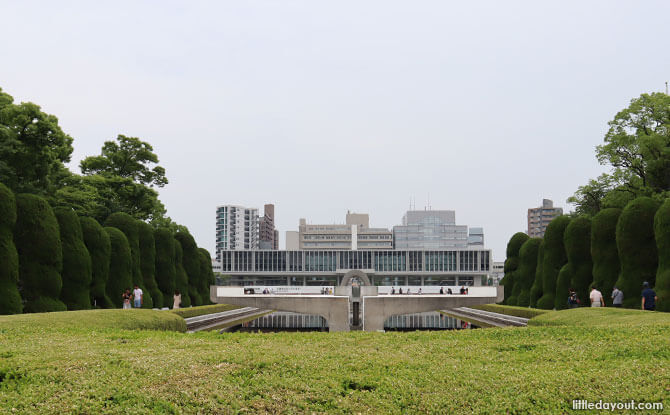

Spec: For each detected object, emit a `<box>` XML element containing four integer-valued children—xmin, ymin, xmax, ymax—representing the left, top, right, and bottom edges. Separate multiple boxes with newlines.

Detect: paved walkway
<box><xmin>441</xmin><ymin>307</ymin><xmax>529</xmax><ymax>327</ymax></box>
<box><xmin>185</xmin><ymin>307</ymin><xmax>270</xmax><ymax>332</ymax></box>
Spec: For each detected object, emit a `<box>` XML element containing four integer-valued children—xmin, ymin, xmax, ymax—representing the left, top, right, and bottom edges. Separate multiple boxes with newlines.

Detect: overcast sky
<box><xmin>2</xmin><ymin>1</ymin><xmax>669</xmax><ymax>260</ymax></box>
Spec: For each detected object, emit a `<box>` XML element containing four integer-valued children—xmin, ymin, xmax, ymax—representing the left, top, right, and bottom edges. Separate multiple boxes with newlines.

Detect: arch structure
<box><xmin>339</xmin><ymin>270</ymin><xmax>371</xmax><ymax>286</ymax></box>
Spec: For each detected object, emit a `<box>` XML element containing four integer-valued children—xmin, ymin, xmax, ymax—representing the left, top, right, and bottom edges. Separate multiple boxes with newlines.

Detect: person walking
<box><xmin>567</xmin><ymin>288</ymin><xmax>579</xmax><ymax>308</ymax></box>
<box><xmin>132</xmin><ymin>284</ymin><xmax>143</xmax><ymax>308</ymax></box>
<box><xmin>122</xmin><ymin>289</ymin><xmax>132</xmax><ymax>309</ymax></box>
<box><xmin>641</xmin><ymin>282</ymin><xmax>657</xmax><ymax>311</ymax></box>
<box><xmin>439</xmin><ymin>287</ymin><xmax>444</xmax><ymax>294</ymax></box>
<box><xmin>589</xmin><ymin>286</ymin><xmax>605</xmax><ymax>307</ymax></box>
<box><xmin>173</xmin><ymin>290</ymin><xmax>181</xmax><ymax>309</ymax></box>
<box><xmin>611</xmin><ymin>286</ymin><xmax>624</xmax><ymax>308</ymax></box>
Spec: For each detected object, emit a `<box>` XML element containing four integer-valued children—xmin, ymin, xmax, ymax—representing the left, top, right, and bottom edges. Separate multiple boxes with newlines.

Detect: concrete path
<box><xmin>441</xmin><ymin>307</ymin><xmax>529</xmax><ymax>327</ymax></box>
<box><xmin>185</xmin><ymin>307</ymin><xmax>270</xmax><ymax>332</ymax></box>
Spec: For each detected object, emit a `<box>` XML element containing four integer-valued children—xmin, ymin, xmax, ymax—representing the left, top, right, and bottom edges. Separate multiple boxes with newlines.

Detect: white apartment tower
<box><xmin>215</xmin><ymin>205</ymin><xmax>259</xmax><ymax>262</ymax></box>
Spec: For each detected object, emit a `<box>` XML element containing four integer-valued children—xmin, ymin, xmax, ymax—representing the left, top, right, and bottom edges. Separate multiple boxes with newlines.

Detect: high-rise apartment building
<box><xmin>527</xmin><ymin>199</ymin><xmax>563</xmax><ymax>238</ymax></box>
<box><xmin>293</xmin><ymin>211</ymin><xmax>393</xmax><ymax>250</ymax></box>
<box><xmin>215</xmin><ymin>205</ymin><xmax>259</xmax><ymax>261</ymax></box>
<box><xmin>393</xmin><ymin>210</ymin><xmax>484</xmax><ymax>249</ymax></box>
<box><xmin>259</xmin><ymin>204</ymin><xmax>278</xmax><ymax>250</ymax></box>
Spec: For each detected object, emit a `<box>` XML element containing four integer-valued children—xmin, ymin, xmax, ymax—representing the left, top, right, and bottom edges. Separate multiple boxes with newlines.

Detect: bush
<box><xmin>554</xmin><ymin>217</ymin><xmax>592</xmax><ymax>310</ymax></box>
<box><xmin>536</xmin><ymin>216</ymin><xmax>571</xmax><ymax>310</ymax></box>
<box><xmin>529</xmin><ymin>240</ymin><xmax>544</xmax><ymax>308</ymax></box>
<box><xmin>14</xmin><ymin>194</ymin><xmax>66</xmax><ymax>312</ymax></box>
<box><xmin>104</xmin><ymin>227</ymin><xmax>133</xmax><ymax>308</ymax></box>
<box><xmin>105</xmin><ymin>213</ymin><xmax>152</xmax><ymax>308</ymax></box>
<box><xmin>501</xmin><ymin>232</ymin><xmax>529</xmax><ymax>304</ymax></box>
<box><xmin>198</xmin><ymin>248</ymin><xmax>215</xmax><ymax>305</ymax></box>
<box><xmin>0</xmin><ymin>183</ymin><xmax>21</xmax><ymax>314</ymax></box>
<box><xmin>654</xmin><ymin>199</ymin><xmax>670</xmax><ymax>312</ymax></box>
<box><xmin>54</xmin><ymin>207</ymin><xmax>92</xmax><ymax>310</ymax></box>
<box><xmin>175</xmin><ymin>231</ymin><xmax>202</xmax><ymax>306</ymax></box>
<box><xmin>591</xmin><ymin>208</ymin><xmax>622</xmax><ymax>306</ymax></box>
<box><xmin>174</xmin><ymin>239</ymin><xmax>191</xmax><ymax>307</ymax></box>
<box><xmin>138</xmin><ymin>222</ymin><xmax>162</xmax><ymax>308</ymax></box>
<box><xmin>154</xmin><ymin>228</ymin><xmax>176</xmax><ymax>305</ymax></box>
<box><xmin>615</xmin><ymin>197</ymin><xmax>660</xmax><ymax>307</ymax></box>
<box><xmin>515</xmin><ymin>238</ymin><xmax>542</xmax><ymax>307</ymax></box>
<box><xmin>80</xmin><ymin>216</ymin><xmax>113</xmax><ymax>308</ymax></box>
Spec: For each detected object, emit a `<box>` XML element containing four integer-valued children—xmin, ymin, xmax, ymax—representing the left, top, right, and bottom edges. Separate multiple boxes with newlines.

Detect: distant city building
<box><xmin>296</xmin><ymin>212</ymin><xmax>393</xmax><ymax>250</ymax></box>
<box><xmin>285</xmin><ymin>231</ymin><xmax>299</xmax><ymax>250</ymax></box>
<box><xmin>491</xmin><ymin>261</ymin><xmax>504</xmax><ymax>283</ymax></box>
<box><xmin>393</xmin><ymin>210</ymin><xmax>484</xmax><ymax>249</ymax></box>
<box><xmin>215</xmin><ymin>205</ymin><xmax>259</xmax><ymax>261</ymax></box>
<box><xmin>527</xmin><ymin>199</ymin><xmax>563</xmax><ymax>238</ymax></box>
<box><xmin>259</xmin><ymin>204</ymin><xmax>278</xmax><ymax>250</ymax></box>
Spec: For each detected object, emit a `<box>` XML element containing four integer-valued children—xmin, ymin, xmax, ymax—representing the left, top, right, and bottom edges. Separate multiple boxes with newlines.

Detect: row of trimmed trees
<box><xmin>501</xmin><ymin>196</ymin><xmax>670</xmax><ymax>311</ymax></box>
<box><xmin>0</xmin><ymin>182</ymin><xmax>215</xmax><ymax>314</ymax></box>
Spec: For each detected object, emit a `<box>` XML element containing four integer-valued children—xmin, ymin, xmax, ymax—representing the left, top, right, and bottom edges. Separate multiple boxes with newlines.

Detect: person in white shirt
<box><xmin>173</xmin><ymin>290</ymin><xmax>181</xmax><ymax>309</ymax></box>
<box><xmin>132</xmin><ymin>285</ymin><xmax>143</xmax><ymax>308</ymax></box>
<box><xmin>589</xmin><ymin>287</ymin><xmax>605</xmax><ymax>307</ymax></box>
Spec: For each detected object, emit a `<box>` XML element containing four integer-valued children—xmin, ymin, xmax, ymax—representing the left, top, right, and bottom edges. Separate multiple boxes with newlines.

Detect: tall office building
<box><xmin>527</xmin><ymin>199</ymin><xmax>563</xmax><ymax>238</ymax></box>
<box><xmin>293</xmin><ymin>211</ymin><xmax>393</xmax><ymax>250</ymax></box>
<box><xmin>215</xmin><ymin>205</ymin><xmax>259</xmax><ymax>261</ymax></box>
<box><xmin>259</xmin><ymin>204</ymin><xmax>278</xmax><ymax>250</ymax></box>
<box><xmin>393</xmin><ymin>210</ymin><xmax>484</xmax><ymax>249</ymax></box>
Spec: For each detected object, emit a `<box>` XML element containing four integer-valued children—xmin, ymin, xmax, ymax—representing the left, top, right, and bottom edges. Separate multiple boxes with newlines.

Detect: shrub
<box><xmin>105</xmin><ymin>213</ymin><xmax>152</xmax><ymax>308</ymax></box>
<box><xmin>515</xmin><ymin>238</ymin><xmax>542</xmax><ymax>307</ymax></box>
<box><xmin>138</xmin><ymin>222</ymin><xmax>162</xmax><ymax>308</ymax></box>
<box><xmin>0</xmin><ymin>183</ymin><xmax>21</xmax><ymax>314</ymax></box>
<box><xmin>501</xmin><ymin>232</ymin><xmax>529</xmax><ymax>304</ymax></box>
<box><xmin>154</xmin><ymin>228</ymin><xmax>176</xmax><ymax>304</ymax></box>
<box><xmin>591</xmin><ymin>208</ymin><xmax>622</xmax><ymax>306</ymax></box>
<box><xmin>54</xmin><ymin>207</ymin><xmax>92</xmax><ymax>310</ymax></box>
<box><xmin>175</xmin><ymin>231</ymin><xmax>202</xmax><ymax>306</ymax></box>
<box><xmin>174</xmin><ymin>239</ymin><xmax>191</xmax><ymax>307</ymax></box>
<box><xmin>555</xmin><ymin>217</ymin><xmax>592</xmax><ymax>310</ymax></box>
<box><xmin>529</xmin><ymin>240</ymin><xmax>544</xmax><ymax>308</ymax></box>
<box><xmin>615</xmin><ymin>197</ymin><xmax>660</xmax><ymax>307</ymax></box>
<box><xmin>654</xmin><ymin>199</ymin><xmax>670</xmax><ymax>312</ymax></box>
<box><xmin>198</xmin><ymin>248</ymin><xmax>215</xmax><ymax>305</ymax></box>
<box><xmin>14</xmin><ymin>194</ymin><xmax>66</xmax><ymax>312</ymax></box>
<box><xmin>536</xmin><ymin>216</ymin><xmax>571</xmax><ymax>310</ymax></box>
<box><xmin>80</xmin><ymin>216</ymin><xmax>113</xmax><ymax>308</ymax></box>
<box><xmin>104</xmin><ymin>227</ymin><xmax>133</xmax><ymax>308</ymax></box>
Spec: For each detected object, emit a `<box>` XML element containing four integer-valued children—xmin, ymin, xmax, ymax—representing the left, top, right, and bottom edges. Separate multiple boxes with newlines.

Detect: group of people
<box><xmin>567</xmin><ymin>282</ymin><xmax>658</xmax><ymax>310</ymax></box>
<box><xmin>320</xmin><ymin>287</ymin><xmax>333</xmax><ymax>295</ymax></box>
<box><xmin>121</xmin><ymin>286</ymin><xmax>183</xmax><ymax>309</ymax></box>
<box><xmin>387</xmin><ymin>286</ymin><xmax>469</xmax><ymax>295</ymax></box>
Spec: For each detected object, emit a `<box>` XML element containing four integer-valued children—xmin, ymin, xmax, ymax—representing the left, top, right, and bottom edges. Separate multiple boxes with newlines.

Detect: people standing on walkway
<box><xmin>589</xmin><ymin>286</ymin><xmax>604</xmax><ymax>307</ymax></box>
<box><xmin>447</xmin><ymin>288</ymin><xmax>453</xmax><ymax>295</ymax></box>
<box><xmin>132</xmin><ymin>284</ymin><xmax>143</xmax><ymax>308</ymax></box>
<box><xmin>641</xmin><ymin>282</ymin><xmax>657</xmax><ymax>311</ymax></box>
<box><xmin>418</xmin><ymin>288</ymin><xmax>422</xmax><ymax>295</ymax></box>
<box><xmin>173</xmin><ymin>290</ymin><xmax>181</xmax><ymax>309</ymax></box>
<box><xmin>399</xmin><ymin>287</ymin><xmax>403</xmax><ymax>295</ymax></box>
<box><xmin>439</xmin><ymin>287</ymin><xmax>444</xmax><ymax>294</ymax></box>
<box><xmin>122</xmin><ymin>289</ymin><xmax>132</xmax><ymax>309</ymax></box>
<box><xmin>391</xmin><ymin>287</ymin><xmax>396</xmax><ymax>295</ymax></box>
<box><xmin>460</xmin><ymin>286</ymin><xmax>466</xmax><ymax>295</ymax></box>
<box><xmin>611</xmin><ymin>286</ymin><xmax>624</xmax><ymax>308</ymax></box>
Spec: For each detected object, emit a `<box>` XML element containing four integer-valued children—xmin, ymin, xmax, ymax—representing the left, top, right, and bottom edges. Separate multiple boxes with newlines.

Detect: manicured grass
<box><xmin>528</xmin><ymin>307</ymin><xmax>670</xmax><ymax>327</ymax></box>
<box><xmin>472</xmin><ymin>304</ymin><xmax>549</xmax><ymax>319</ymax></box>
<box><xmin>170</xmin><ymin>304</ymin><xmax>240</xmax><ymax>319</ymax></box>
<box><xmin>0</xmin><ymin>310</ymin><xmax>668</xmax><ymax>413</ymax></box>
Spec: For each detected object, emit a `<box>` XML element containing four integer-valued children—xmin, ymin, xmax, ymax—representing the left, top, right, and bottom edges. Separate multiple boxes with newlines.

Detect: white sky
<box><xmin>1</xmin><ymin>1</ymin><xmax>669</xmax><ymax>260</ymax></box>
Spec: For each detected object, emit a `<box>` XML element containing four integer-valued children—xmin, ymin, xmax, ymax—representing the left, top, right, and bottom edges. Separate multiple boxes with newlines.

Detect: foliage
<box><xmin>170</xmin><ymin>304</ymin><xmax>241</xmax><ymax>319</ymax></box>
<box><xmin>138</xmin><ymin>221</ymin><xmax>162</xmax><ymax>308</ymax></box>
<box><xmin>154</xmin><ymin>228</ymin><xmax>176</xmax><ymax>304</ymax></box>
<box><xmin>654</xmin><ymin>198</ymin><xmax>670</xmax><ymax>312</ymax></box>
<box><xmin>557</xmin><ymin>217</ymin><xmax>593</xmax><ymax>310</ymax></box>
<box><xmin>0</xmin><ymin>182</ymin><xmax>21</xmax><ymax>314</ymax></box>
<box><xmin>614</xmin><ymin>197</ymin><xmax>660</xmax><ymax>307</ymax></box>
<box><xmin>105</xmin><ymin>212</ymin><xmax>152</xmax><ymax>308</ymax></box>
<box><xmin>529</xmin><ymin>240</ymin><xmax>544</xmax><ymax>308</ymax></box>
<box><xmin>537</xmin><ymin>216</ymin><xmax>571</xmax><ymax>310</ymax></box>
<box><xmin>54</xmin><ymin>207</ymin><xmax>92</xmax><ymax>310</ymax></box>
<box><xmin>514</xmin><ymin>238</ymin><xmax>542</xmax><ymax>307</ymax></box>
<box><xmin>500</xmin><ymin>232</ymin><xmax>529</xmax><ymax>305</ymax></box>
<box><xmin>80</xmin><ymin>216</ymin><xmax>113</xmax><ymax>308</ymax></box>
<box><xmin>13</xmin><ymin>193</ymin><xmax>66</xmax><ymax>312</ymax></box>
<box><xmin>0</xmin><ymin>87</ymin><xmax>73</xmax><ymax>195</ymax></box>
<box><xmin>104</xmin><ymin>227</ymin><xmax>133</xmax><ymax>308</ymax></box>
<box><xmin>175</xmin><ymin>231</ymin><xmax>202</xmax><ymax>306</ymax></box>
<box><xmin>174</xmin><ymin>239</ymin><xmax>191</xmax><ymax>307</ymax></box>
<box><xmin>198</xmin><ymin>248</ymin><xmax>215</xmax><ymax>305</ymax></box>
<box><xmin>590</xmin><ymin>208</ymin><xmax>622</xmax><ymax>306</ymax></box>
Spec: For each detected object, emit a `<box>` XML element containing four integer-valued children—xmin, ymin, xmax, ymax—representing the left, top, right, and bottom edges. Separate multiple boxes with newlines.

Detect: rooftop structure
<box><xmin>393</xmin><ymin>210</ymin><xmax>484</xmax><ymax>249</ymax></box>
<box><xmin>295</xmin><ymin>212</ymin><xmax>393</xmax><ymax>250</ymax></box>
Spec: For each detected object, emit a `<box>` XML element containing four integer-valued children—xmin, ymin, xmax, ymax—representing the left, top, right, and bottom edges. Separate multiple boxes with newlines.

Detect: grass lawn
<box><xmin>0</xmin><ymin>308</ymin><xmax>668</xmax><ymax>414</ymax></box>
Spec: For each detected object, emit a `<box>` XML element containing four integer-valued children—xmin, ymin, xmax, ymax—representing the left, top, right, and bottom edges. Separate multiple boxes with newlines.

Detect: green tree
<box><xmin>654</xmin><ymin>198</ymin><xmax>670</xmax><ymax>312</ymax></box>
<box><xmin>198</xmin><ymin>248</ymin><xmax>215</xmax><ymax>305</ymax></box>
<box><xmin>500</xmin><ymin>232</ymin><xmax>529</xmax><ymax>305</ymax></box>
<box><xmin>174</xmin><ymin>239</ymin><xmax>191</xmax><ymax>307</ymax></box>
<box><xmin>80</xmin><ymin>216</ymin><xmax>113</xmax><ymax>308</ymax></box>
<box><xmin>0</xmin><ymin>87</ymin><xmax>73</xmax><ymax>195</ymax></box>
<box><xmin>138</xmin><ymin>221</ymin><xmax>162</xmax><ymax>308</ymax></box>
<box><xmin>0</xmin><ymin>182</ymin><xmax>22</xmax><ymax>314</ymax></box>
<box><xmin>175</xmin><ymin>231</ymin><xmax>202</xmax><ymax>306</ymax></box>
<box><xmin>105</xmin><ymin>213</ymin><xmax>152</xmax><ymax>308</ymax></box>
<box><xmin>104</xmin><ymin>227</ymin><xmax>133</xmax><ymax>308</ymax></box>
<box><xmin>515</xmin><ymin>238</ymin><xmax>542</xmax><ymax>307</ymax></box>
<box><xmin>591</xmin><ymin>208</ymin><xmax>622</xmax><ymax>306</ymax></box>
<box><xmin>154</xmin><ymin>228</ymin><xmax>176</xmax><ymax>305</ymax></box>
<box><xmin>537</xmin><ymin>216</ymin><xmax>571</xmax><ymax>310</ymax></box>
<box><xmin>614</xmin><ymin>197</ymin><xmax>660</xmax><ymax>307</ymax></box>
<box><xmin>529</xmin><ymin>240</ymin><xmax>544</xmax><ymax>308</ymax></box>
<box><xmin>555</xmin><ymin>217</ymin><xmax>593</xmax><ymax>310</ymax></box>
<box><xmin>54</xmin><ymin>207</ymin><xmax>92</xmax><ymax>310</ymax></box>
<box><xmin>14</xmin><ymin>193</ymin><xmax>66</xmax><ymax>312</ymax></box>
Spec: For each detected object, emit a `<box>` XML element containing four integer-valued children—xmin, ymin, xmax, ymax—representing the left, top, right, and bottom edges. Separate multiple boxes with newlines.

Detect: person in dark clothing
<box><xmin>447</xmin><ymin>288</ymin><xmax>453</xmax><ymax>295</ymax></box>
<box><xmin>641</xmin><ymin>282</ymin><xmax>658</xmax><ymax>311</ymax></box>
<box><xmin>439</xmin><ymin>287</ymin><xmax>444</xmax><ymax>294</ymax></box>
<box><xmin>399</xmin><ymin>287</ymin><xmax>403</xmax><ymax>295</ymax></box>
<box><xmin>567</xmin><ymin>288</ymin><xmax>579</xmax><ymax>308</ymax></box>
